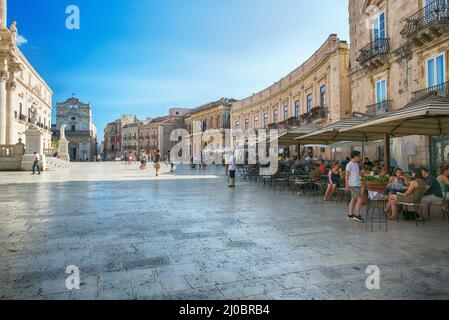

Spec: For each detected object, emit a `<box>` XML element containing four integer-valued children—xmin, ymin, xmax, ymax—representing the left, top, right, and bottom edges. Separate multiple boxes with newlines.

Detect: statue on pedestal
<box><xmin>58</xmin><ymin>125</ymin><xmax>70</xmax><ymax>161</ymax></box>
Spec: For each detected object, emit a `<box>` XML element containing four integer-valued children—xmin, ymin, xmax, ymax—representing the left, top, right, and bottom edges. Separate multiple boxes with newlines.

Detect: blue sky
<box><xmin>10</xmin><ymin>0</ymin><xmax>349</xmax><ymax>140</ymax></box>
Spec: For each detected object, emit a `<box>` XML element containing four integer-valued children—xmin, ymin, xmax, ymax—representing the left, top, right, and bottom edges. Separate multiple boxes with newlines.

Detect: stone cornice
<box><xmin>231</xmin><ymin>35</ymin><xmax>348</xmax><ymax>113</ymax></box>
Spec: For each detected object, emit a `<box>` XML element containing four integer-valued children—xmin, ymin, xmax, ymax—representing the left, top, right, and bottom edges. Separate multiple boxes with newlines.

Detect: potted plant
<box><xmin>309</xmin><ymin>168</ymin><xmax>322</xmax><ymax>181</ymax></box>
<box><xmin>362</xmin><ymin>175</ymin><xmax>390</xmax><ymax>192</ymax></box>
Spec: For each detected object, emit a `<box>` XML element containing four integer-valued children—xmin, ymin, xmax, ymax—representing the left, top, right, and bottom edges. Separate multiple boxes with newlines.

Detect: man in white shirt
<box><xmin>345</xmin><ymin>150</ymin><xmax>364</xmax><ymax>222</ymax></box>
<box><xmin>32</xmin><ymin>152</ymin><xmax>40</xmax><ymax>175</ymax></box>
<box><xmin>228</xmin><ymin>152</ymin><xmax>237</xmax><ymax>188</ymax></box>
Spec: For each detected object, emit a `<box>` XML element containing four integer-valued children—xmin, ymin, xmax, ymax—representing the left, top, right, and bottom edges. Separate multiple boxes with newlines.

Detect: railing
<box><xmin>411</xmin><ymin>81</ymin><xmax>449</xmax><ymax>101</ymax></box>
<box><xmin>356</xmin><ymin>38</ymin><xmax>390</xmax><ymax>64</ymax></box>
<box><xmin>402</xmin><ymin>0</ymin><xmax>449</xmax><ymax>37</ymax></box>
<box><xmin>301</xmin><ymin>106</ymin><xmax>327</xmax><ymax>125</ymax></box>
<box><xmin>0</xmin><ymin>144</ymin><xmax>25</xmax><ymax>157</ymax></box>
<box><xmin>267</xmin><ymin>106</ymin><xmax>327</xmax><ymax>130</ymax></box>
<box><xmin>366</xmin><ymin>100</ymin><xmax>391</xmax><ymax>115</ymax></box>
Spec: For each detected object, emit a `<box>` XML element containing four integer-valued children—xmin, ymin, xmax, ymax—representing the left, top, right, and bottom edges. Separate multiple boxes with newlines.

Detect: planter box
<box><xmin>366</xmin><ymin>181</ymin><xmax>388</xmax><ymax>192</ymax></box>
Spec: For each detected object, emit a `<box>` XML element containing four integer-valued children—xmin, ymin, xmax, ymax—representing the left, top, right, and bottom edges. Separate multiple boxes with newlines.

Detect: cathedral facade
<box><xmin>52</xmin><ymin>97</ymin><xmax>98</xmax><ymax>161</ymax></box>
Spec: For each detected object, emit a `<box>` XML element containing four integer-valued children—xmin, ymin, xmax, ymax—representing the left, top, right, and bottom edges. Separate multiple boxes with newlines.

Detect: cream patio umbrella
<box><xmin>339</xmin><ymin>96</ymin><xmax>449</xmax><ymax>173</ymax></box>
<box><xmin>270</xmin><ymin>124</ymin><xmax>323</xmax><ymax>146</ymax></box>
<box><xmin>295</xmin><ymin>116</ymin><xmax>376</xmax><ymax>145</ymax></box>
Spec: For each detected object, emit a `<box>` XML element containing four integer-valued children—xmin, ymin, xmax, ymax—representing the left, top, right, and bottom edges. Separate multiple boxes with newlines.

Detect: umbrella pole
<box><xmin>384</xmin><ymin>134</ymin><xmax>391</xmax><ymax>175</ymax></box>
<box><xmin>297</xmin><ymin>144</ymin><xmax>301</xmax><ymax>159</ymax></box>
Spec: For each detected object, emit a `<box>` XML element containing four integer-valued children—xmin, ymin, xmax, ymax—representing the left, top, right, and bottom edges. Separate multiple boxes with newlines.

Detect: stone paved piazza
<box><xmin>1</xmin><ymin>163</ymin><xmax>449</xmax><ymax>300</ymax></box>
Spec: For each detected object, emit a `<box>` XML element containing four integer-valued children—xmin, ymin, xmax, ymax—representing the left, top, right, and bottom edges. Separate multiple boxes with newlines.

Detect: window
<box><xmin>263</xmin><ymin>113</ymin><xmax>269</xmax><ymax>127</ymax></box>
<box><xmin>320</xmin><ymin>85</ymin><xmax>326</xmax><ymax>110</ymax></box>
<box><xmin>19</xmin><ymin>103</ymin><xmax>22</xmax><ymax>116</ymax></box>
<box><xmin>210</xmin><ymin>117</ymin><xmax>214</xmax><ymax>129</ymax></box>
<box><xmin>307</xmin><ymin>94</ymin><xmax>313</xmax><ymax>112</ymax></box>
<box><xmin>254</xmin><ymin>116</ymin><xmax>259</xmax><ymax>129</ymax></box>
<box><xmin>376</xmin><ymin>79</ymin><xmax>387</xmax><ymax>103</ymax></box>
<box><xmin>283</xmin><ymin>105</ymin><xmax>289</xmax><ymax>120</ymax></box>
<box><xmin>244</xmin><ymin>119</ymin><xmax>249</xmax><ymax>131</ymax></box>
<box><xmin>373</xmin><ymin>11</ymin><xmax>386</xmax><ymax>41</ymax></box>
<box><xmin>427</xmin><ymin>54</ymin><xmax>445</xmax><ymax>88</ymax></box>
<box><xmin>295</xmin><ymin>100</ymin><xmax>300</xmax><ymax>118</ymax></box>
<box><xmin>273</xmin><ymin>110</ymin><xmax>278</xmax><ymax>123</ymax></box>
<box><xmin>235</xmin><ymin>121</ymin><xmax>240</xmax><ymax>130</ymax></box>
<box><xmin>71</xmin><ymin>125</ymin><xmax>76</xmax><ymax>131</ymax></box>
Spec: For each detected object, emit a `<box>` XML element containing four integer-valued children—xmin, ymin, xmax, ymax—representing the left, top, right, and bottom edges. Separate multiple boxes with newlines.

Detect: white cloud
<box><xmin>16</xmin><ymin>34</ymin><xmax>28</xmax><ymax>46</ymax></box>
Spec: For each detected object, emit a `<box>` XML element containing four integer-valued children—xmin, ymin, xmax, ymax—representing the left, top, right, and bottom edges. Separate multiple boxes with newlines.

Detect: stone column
<box><xmin>0</xmin><ymin>67</ymin><xmax>7</xmax><ymax>145</ymax></box>
<box><xmin>0</xmin><ymin>0</ymin><xmax>7</xmax><ymax>30</ymax></box>
<box><xmin>6</xmin><ymin>75</ymin><xmax>16</xmax><ymax>144</ymax></box>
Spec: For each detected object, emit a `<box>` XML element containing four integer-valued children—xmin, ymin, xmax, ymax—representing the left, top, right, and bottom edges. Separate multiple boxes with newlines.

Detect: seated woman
<box><xmin>385</xmin><ymin>168</ymin><xmax>426</xmax><ymax>220</ymax></box>
<box><xmin>387</xmin><ymin>168</ymin><xmax>408</xmax><ymax>195</ymax></box>
<box><xmin>437</xmin><ymin>165</ymin><xmax>449</xmax><ymax>197</ymax></box>
<box><xmin>324</xmin><ymin>164</ymin><xmax>341</xmax><ymax>201</ymax></box>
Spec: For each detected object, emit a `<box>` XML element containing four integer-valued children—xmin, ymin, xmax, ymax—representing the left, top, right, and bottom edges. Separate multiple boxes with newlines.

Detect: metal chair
<box><xmin>397</xmin><ymin>188</ymin><xmax>426</xmax><ymax>227</ymax></box>
<box><xmin>427</xmin><ymin>191</ymin><xmax>448</xmax><ymax>222</ymax></box>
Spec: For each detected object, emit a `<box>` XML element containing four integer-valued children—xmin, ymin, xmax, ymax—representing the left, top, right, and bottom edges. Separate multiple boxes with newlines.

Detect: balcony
<box><xmin>64</xmin><ymin>130</ymin><xmax>94</xmax><ymax>137</ymax></box>
<box><xmin>365</xmin><ymin>100</ymin><xmax>391</xmax><ymax>115</ymax></box>
<box><xmin>411</xmin><ymin>81</ymin><xmax>449</xmax><ymax>101</ymax></box>
<box><xmin>267</xmin><ymin>117</ymin><xmax>300</xmax><ymax>130</ymax></box>
<box><xmin>356</xmin><ymin>38</ymin><xmax>390</xmax><ymax>69</ymax></box>
<box><xmin>300</xmin><ymin>106</ymin><xmax>328</xmax><ymax>125</ymax></box>
<box><xmin>401</xmin><ymin>0</ymin><xmax>449</xmax><ymax>47</ymax></box>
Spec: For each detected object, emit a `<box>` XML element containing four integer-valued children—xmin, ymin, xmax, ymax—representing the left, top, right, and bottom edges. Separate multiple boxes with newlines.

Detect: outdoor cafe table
<box><xmin>365</xmin><ymin>184</ymin><xmax>389</xmax><ymax>232</ymax></box>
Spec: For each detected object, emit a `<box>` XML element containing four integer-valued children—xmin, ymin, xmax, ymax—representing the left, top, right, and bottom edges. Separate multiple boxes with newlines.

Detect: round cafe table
<box><xmin>365</xmin><ymin>185</ymin><xmax>389</xmax><ymax>232</ymax></box>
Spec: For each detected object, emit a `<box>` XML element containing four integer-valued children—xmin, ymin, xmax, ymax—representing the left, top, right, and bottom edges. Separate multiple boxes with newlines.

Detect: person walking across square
<box><xmin>32</xmin><ymin>152</ymin><xmax>40</xmax><ymax>175</ymax></box>
<box><xmin>345</xmin><ymin>150</ymin><xmax>364</xmax><ymax>222</ymax></box>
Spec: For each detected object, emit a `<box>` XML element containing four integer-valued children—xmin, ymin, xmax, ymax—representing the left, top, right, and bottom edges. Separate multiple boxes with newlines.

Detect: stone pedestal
<box><xmin>58</xmin><ymin>125</ymin><xmax>70</xmax><ymax>161</ymax></box>
<box><xmin>58</xmin><ymin>140</ymin><xmax>70</xmax><ymax>161</ymax></box>
<box><xmin>21</xmin><ymin>126</ymin><xmax>46</xmax><ymax>171</ymax></box>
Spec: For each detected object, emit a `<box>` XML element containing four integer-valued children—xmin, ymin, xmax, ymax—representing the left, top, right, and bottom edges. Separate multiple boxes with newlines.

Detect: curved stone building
<box><xmin>231</xmin><ymin>35</ymin><xmax>351</xmax><ymax>133</ymax></box>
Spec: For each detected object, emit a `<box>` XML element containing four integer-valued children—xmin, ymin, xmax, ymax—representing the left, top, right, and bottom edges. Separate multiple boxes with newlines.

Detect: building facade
<box><xmin>349</xmin><ymin>0</ymin><xmax>449</xmax><ymax>169</ymax></box>
<box><xmin>0</xmin><ymin>0</ymin><xmax>53</xmax><ymax>149</ymax></box>
<box><xmin>53</xmin><ymin>97</ymin><xmax>98</xmax><ymax>161</ymax></box>
<box><xmin>231</xmin><ymin>35</ymin><xmax>351</xmax><ymax>134</ymax></box>
<box><xmin>139</xmin><ymin>108</ymin><xmax>189</xmax><ymax>159</ymax></box>
<box><xmin>121</xmin><ymin>119</ymin><xmax>142</xmax><ymax>155</ymax></box>
<box><xmin>103</xmin><ymin>119</ymin><xmax>121</xmax><ymax>160</ymax></box>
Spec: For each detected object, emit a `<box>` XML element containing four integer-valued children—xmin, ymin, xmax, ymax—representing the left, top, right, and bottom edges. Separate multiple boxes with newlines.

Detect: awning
<box><xmin>295</xmin><ymin>116</ymin><xmax>375</xmax><ymax>145</ymax></box>
<box><xmin>270</xmin><ymin>124</ymin><xmax>323</xmax><ymax>145</ymax></box>
<box><xmin>339</xmin><ymin>96</ymin><xmax>449</xmax><ymax>139</ymax></box>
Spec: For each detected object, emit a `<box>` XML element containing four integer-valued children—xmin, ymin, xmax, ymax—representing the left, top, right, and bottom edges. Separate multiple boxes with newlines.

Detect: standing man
<box><xmin>228</xmin><ymin>151</ymin><xmax>237</xmax><ymax>188</ymax></box>
<box><xmin>345</xmin><ymin>150</ymin><xmax>364</xmax><ymax>222</ymax></box>
<box><xmin>153</xmin><ymin>149</ymin><xmax>161</xmax><ymax>177</ymax></box>
<box><xmin>32</xmin><ymin>152</ymin><xmax>41</xmax><ymax>175</ymax></box>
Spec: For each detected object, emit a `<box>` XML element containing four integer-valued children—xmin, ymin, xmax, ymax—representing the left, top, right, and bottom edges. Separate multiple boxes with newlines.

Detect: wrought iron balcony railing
<box><xmin>366</xmin><ymin>100</ymin><xmax>391</xmax><ymax>115</ymax></box>
<box><xmin>411</xmin><ymin>81</ymin><xmax>449</xmax><ymax>101</ymax></box>
<box><xmin>356</xmin><ymin>38</ymin><xmax>390</xmax><ymax>65</ymax></box>
<box><xmin>402</xmin><ymin>0</ymin><xmax>449</xmax><ymax>37</ymax></box>
<box><xmin>301</xmin><ymin>106</ymin><xmax>328</xmax><ymax>125</ymax></box>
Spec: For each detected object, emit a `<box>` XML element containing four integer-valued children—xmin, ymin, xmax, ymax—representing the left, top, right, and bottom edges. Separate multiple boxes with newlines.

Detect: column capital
<box><xmin>6</xmin><ymin>78</ymin><xmax>16</xmax><ymax>90</ymax></box>
<box><xmin>0</xmin><ymin>69</ymin><xmax>7</xmax><ymax>82</ymax></box>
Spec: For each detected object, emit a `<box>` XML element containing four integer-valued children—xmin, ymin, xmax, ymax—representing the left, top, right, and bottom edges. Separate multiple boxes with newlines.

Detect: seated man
<box><xmin>421</xmin><ymin>168</ymin><xmax>443</xmax><ymax>215</ymax></box>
